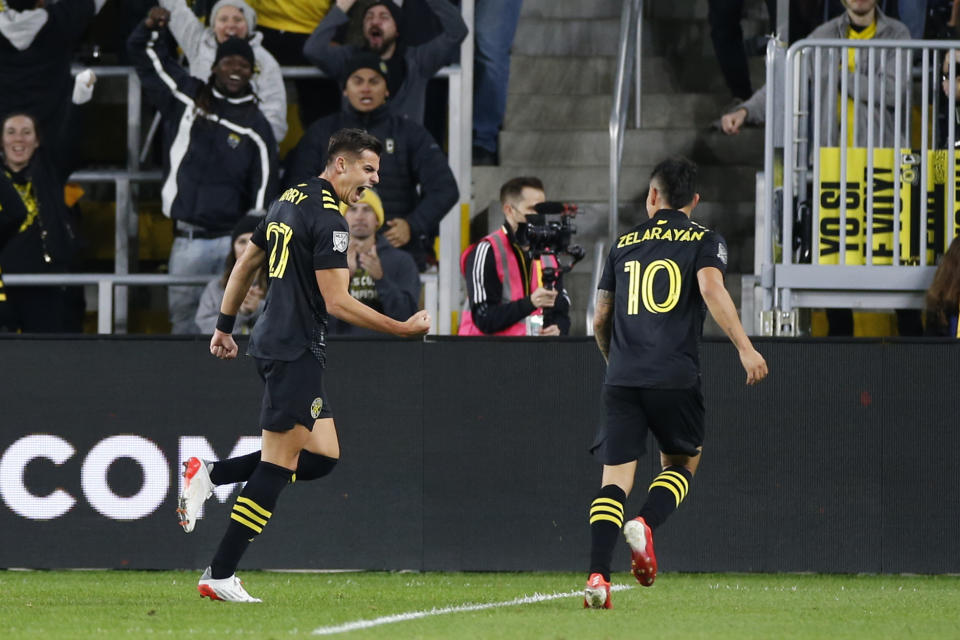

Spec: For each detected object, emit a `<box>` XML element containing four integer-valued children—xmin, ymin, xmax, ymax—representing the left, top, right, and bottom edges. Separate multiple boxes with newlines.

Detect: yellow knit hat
<box><xmin>345</xmin><ymin>188</ymin><xmax>385</xmax><ymax>228</ymax></box>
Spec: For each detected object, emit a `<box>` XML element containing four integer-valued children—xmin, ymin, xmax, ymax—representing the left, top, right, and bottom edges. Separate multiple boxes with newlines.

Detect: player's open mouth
<box><xmin>355</xmin><ymin>186</ymin><xmax>366</xmax><ymax>199</ymax></box>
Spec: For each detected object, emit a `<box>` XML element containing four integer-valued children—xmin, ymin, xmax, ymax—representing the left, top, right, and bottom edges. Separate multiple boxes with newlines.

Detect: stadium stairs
<box><xmin>471</xmin><ymin>0</ymin><xmax>770</xmax><ymax>335</ymax></box>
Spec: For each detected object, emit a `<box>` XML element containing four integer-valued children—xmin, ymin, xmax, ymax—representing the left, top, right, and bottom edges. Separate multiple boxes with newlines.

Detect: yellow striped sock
<box><xmin>648</xmin><ymin>470</ymin><xmax>690</xmax><ymax>508</ymax></box>
<box><xmin>230</xmin><ymin>497</ymin><xmax>272</xmax><ymax>534</ymax></box>
<box><xmin>589</xmin><ymin>496</ymin><xmax>624</xmax><ymax>527</ymax></box>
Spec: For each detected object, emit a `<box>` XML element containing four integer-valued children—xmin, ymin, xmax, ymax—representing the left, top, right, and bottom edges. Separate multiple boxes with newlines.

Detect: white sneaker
<box><xmin>177</xmin><ymin>457</ymin><xmax>214</xmax><ymax>533</ymax></box>
<box><xmin>197</xmin><ymin>567</ymin><xmax>262</xmax><ymax>603</ymax></box>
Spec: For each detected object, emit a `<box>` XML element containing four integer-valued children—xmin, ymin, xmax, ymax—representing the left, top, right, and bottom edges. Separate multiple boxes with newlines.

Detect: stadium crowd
<box><xmin>0</xmin><ymin>0</ymin><xmax>958</xmax><ymax>336</ymax></box>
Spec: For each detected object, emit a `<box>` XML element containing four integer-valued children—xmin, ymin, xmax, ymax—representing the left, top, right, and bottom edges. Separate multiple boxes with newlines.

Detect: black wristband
<box><xmin>216</xmin><ymin>313</ymin><xmax>236</xmax><ymax>334</ymax></box>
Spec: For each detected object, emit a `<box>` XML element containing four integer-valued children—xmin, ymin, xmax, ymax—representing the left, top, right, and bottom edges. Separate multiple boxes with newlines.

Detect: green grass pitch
<box><xmin>2</xmin><ymin>571</ymin><xmax>959</xmax><ymax>639</ymax></box>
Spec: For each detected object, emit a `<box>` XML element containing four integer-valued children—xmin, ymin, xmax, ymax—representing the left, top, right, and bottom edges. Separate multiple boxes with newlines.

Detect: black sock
<box><xmin>637</xmin><ymin>466</ymin><xmax>693</xmax><ymax>531</ymax></box>
<box><xmin>588</xmin><ymin>484</ymin><xmax>626</xmax><ymax>581</ymax></box>
<box><xmin>209</xmin><ymin>451</ymin><xmax>260</xmax><ymax>485</ymax></box>
<box><xmin>210</xmin><ymin>451</ymin><xmax>339</xmax><ymax>485</ymax></box>
<box><xmin>209</xmin><ymin>461</ymin><xmax>292</xmax><ymax>579</ymax></box>
<box><xmin>291</xmin><ymin>451</ymin><xmax>338</xmax><ymax>483</ymax></box>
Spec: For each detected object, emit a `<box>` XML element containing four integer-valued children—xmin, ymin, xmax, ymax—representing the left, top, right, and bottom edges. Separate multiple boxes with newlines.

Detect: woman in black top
<box><xmin>0</xmin><ymin>71</ymin><xmax>94</xmax><ymax>332</ymax></box>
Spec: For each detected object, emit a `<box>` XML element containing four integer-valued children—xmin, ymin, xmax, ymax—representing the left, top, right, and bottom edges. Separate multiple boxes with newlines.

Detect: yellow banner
<box><xmin>817</xmin><ymin>148</ymin><xmax>960</xmax><ymax>266</ymax></box>
<box><xmin>816</xmin><ymin>147</ymin><xmax>913</xmax><ymax>265</ymax></box>
<box><xmin>926</xmin><ymin>150</ymin><xmax>960</xmax><ymax>261</ymax></box>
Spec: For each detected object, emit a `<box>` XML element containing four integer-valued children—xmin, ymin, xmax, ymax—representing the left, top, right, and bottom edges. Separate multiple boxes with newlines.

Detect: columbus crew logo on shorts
<box><xmin>310</xmin><ymin>397</ymin><xmax>324</xmax><ymax>419</ymax></box>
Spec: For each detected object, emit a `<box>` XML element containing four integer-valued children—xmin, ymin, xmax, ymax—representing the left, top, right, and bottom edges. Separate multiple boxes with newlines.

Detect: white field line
<box><xmin>312</xmin><ymin>584</ymin><xmax>632</xmax><ymax>635</ymax></box>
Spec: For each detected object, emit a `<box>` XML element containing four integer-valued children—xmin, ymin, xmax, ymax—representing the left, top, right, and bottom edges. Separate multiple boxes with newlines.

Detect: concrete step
<box><xmin>472</xmin><ymin>165</ymin><xmax>758</xmax><ymax>204</ymax></box>
<box><xmin>512</xmin><ymin>17</ymin><xmax>621</xmax><ymax>56</ymax></box>
<box><xmin>512</xmin><ymin>18</ymin><xmax>765</xmax><ymax>58</ymax></box>
<box><xmin>520</xmin><ymin>0</ymin><xmax>622</xmax><ymax>19</ymax></box>
<box><xmin>497</xmin><ymin>128</ymin><xmax>765</xmax><ymax>167</ymax></box>
<box><xmin>507</xmin><ymin>55</ymin><xmax>767</xmax><ymax>98</ymax></box>
<box><xmin>647</xmin><ymin>0</ymin><xmax>709</xmax><ymax>20</ymax></box>
<box><xmin>503</xmin><ymin>92</ymin><xmax>760</xmax><ymax>131</ymax></box>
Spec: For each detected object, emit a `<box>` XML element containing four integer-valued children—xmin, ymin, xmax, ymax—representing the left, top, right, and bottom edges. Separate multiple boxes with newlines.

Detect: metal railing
<box><xmin>753</xmin><ymin>40</ymin><xmax>959</xmax><ymax>335</ymax></box>
<box><xmin>5</xmin><ymin>3</ymin><xmax>473</xmax><ymax>335</ymax></box>
<box><xmin>608</xmin><ymin>0</ymin><xmax>643</xmax><ymax>244</ymax></box>
<box><xmin>3</xmin><ymin>272</ymin><xmax>438</xmax><ymax>336</ymax></box>
<box><xmin>585</xmin><ymin>239</ymin><xmax>606</xmax><ymax>336</ymax></box>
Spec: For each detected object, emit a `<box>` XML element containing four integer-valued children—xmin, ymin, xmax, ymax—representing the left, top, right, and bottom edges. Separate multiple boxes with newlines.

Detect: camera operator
<box><xmin>459</xmin><ymin>176</ymin><xmax>571</xmax><ymax>336</ymax></box>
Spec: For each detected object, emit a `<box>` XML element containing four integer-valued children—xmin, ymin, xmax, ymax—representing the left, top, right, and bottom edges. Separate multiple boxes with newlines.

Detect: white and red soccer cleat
<box><xmin>583</xmin><ymin>572</ymin><xmax>613</xmax><ymax>609</ymax></box>
<box><xmin>623</xmin><ymin>516</ymin><xmax>657</xmax><ymax>586</ymax></box>
<box><xmin>177</xmin><ymin>457</ymin><xmax>214</xmax><ymax>533</ymax></box>
<box><xmin>197</xmin><ymin>567</ymin><xmax>261</xmax><ymax>603</ymax></box>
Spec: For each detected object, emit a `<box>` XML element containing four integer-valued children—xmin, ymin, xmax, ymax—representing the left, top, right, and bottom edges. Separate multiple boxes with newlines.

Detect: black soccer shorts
<box><xmin>254</xmin><ymin>350</ymin><xmax>333</xmax><ymax>432</ymax></box>
<box><xmin>590</xmin><ymin>383</ymin><xmax>704</xmax><ymax>465</ymax></box>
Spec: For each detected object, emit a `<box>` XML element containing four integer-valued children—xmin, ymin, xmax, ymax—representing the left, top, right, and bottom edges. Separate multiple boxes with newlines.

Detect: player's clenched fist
<box><xmin>209</xmin><ymin>330</ymin><xmax>239</xmax><ymax>360</ymax></box>
<box><xmin>401</xmin><ymin>310</ymin><xmax>431</xmax><ymax>336</ymax></box>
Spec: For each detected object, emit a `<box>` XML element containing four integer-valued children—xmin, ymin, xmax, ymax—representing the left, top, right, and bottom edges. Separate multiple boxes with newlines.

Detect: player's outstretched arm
<box><xmin>593</xmin><ymin>289</ymin><xmax>614</xmax><ymax>363</ymax></box>
<box><xmin>316</xmin><ymin>268</ymin><xmax>430</xmax><ymax>337</ymax></box>
<box><xmin>697</xmin><ymin>266</ymin><xmax>768</xmax><ymax>385</ymax></box>
<box><xmin>210</xmin><ymin>242</ymin><xmax>266</xmax><ymax>360</ymax></box>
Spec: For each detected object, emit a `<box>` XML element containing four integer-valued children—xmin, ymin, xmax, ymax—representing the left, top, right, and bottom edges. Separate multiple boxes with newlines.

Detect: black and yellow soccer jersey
<box><xmin>248</xmin><ymin>177</ymin><xmax>348</xmax><ymax>364</ymax></box>
<box><xmin>599</xmin><ymin>209</ymin><xmax>728</xmax><ymax>388</ymax></box>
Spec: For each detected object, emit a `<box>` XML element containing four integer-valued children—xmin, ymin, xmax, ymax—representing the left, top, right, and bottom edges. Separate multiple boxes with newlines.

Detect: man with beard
<box><xmin>129</xmin><ymin>7</ymin><xmax>278</xmax><ymax>333</ymax></box>
<box><xmin>327</xmin><ymin>188</ymin><xmax>421</xmax><ymax>335</ymax></box>
<box><xmin>285</xmin><ymin>53</ymin><xmax>458</xmax><ymax>270</ymax></box>
<box><xmin>304</xmin><ymin>0</ymin><xmax>467</xmax><ymax>124</ymax></box>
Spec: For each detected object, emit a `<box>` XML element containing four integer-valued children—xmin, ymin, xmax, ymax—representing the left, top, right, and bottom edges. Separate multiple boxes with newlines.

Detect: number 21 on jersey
<box><xmin>266</xmin><ymin>222</ymin><xmax>293</xmax><ymax>278</ymax></box>
<box><xmin>624</xmin><ymin>259</ymin><xmax>681</xmax><ymax>314</ymax></box>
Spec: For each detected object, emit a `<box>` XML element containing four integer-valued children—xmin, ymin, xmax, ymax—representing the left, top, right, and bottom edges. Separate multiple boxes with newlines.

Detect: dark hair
<box><xmin>499</xmin><ymin>176</ymin><xmax>544</xmax><ymax>206</ymax></box>
<box><xmin>926</xmin><ymin>236</ymin><xmax>960</xmax><ymax>328</ymax></box>
<box><xmin>649</xmin><ymin>156</ymin><xmax>698</xmax><ymax>209</ymax></box>
<box><xmin>326</xmin><ymin>128</ymin><xmax>383</xmax><ymax>164</ymax></box>
<box><xmin>6</xmin><ymin>0</ymin><xmax>40</xmax><ymax>10</ymax></box>
<box><xmin>220</xmin><ymin>218</ymin><xmax>268</xmax><ymax>290</ymax></box>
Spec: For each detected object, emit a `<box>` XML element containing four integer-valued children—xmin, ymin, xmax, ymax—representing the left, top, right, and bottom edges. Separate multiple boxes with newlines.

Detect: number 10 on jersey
<box><xmin>624</xmin><ymin>259</ymin><xmax>681</xmax><ymax>314</ymax></box>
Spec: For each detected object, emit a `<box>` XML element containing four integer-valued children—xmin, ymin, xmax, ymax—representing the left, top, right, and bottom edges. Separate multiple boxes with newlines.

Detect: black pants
<box><xmin>3</xmin><ymin>286</ymin><xmax>84</xmax><ymax>333</ymax></box>
<box><xmin>258</xmin><ymin>27</ymin><xmax>342</xmax><ymax>129</ymax></box>
<box><xmin>708</xmin><ymin>0</ymin><xmax>826</xmax><ymax>100</ymax></box>
<box><xmin>707</xmin><ymin>0</ymin><xmax>773</xmax><ymax>100</ymax></box>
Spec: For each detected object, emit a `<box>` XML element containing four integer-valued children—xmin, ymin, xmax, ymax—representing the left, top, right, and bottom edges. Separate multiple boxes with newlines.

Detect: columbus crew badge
<box><xmin>310</xmin><ymin>397</ymin><xmax>324</xmax><ymax>419</ymax></box>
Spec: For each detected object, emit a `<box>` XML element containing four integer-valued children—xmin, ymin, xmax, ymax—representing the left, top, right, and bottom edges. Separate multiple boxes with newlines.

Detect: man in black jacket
<box><xmin>303</xmin><ymin>0</ymin><xmax>467</xmax><ymax>125</ymax></box>
<box><xmin>129</xmin><ymin>8</ymin><xmax>278</xmax><ymax>334</ymax></box>
<box><xmin>285</xmin><ymin>52</ymin><xmax>457</xmax><ymax>271</ymax></box>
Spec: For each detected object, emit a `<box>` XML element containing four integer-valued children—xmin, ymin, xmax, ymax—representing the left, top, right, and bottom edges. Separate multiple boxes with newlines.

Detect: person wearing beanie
<box><xmin>304</xmin><ymin>0</ymin><xmax>467</xmax><ymax>124</ymax></box>
<box><xmin>159</xmin><ymin>0</ymin><xmax>288</xmax><ymax>142</ymax></box>
<box><xmin>129</xmin><ymin>8</ymin><xmax>278</xmax><ymax>333</ymax></box>
<box><xmin>328</xmin><ymin>188</ymin><xmax>420</xmax><ymax>336</ymax></box>
<box><xmin>194</xmin><ymin>214</ymin><xmax>268</xmax><ymax>335</ymax></box>
<box><xmin>285</xmin><ymin>52</ymin><xmax>458</xmax><ymax>271</ymax></box>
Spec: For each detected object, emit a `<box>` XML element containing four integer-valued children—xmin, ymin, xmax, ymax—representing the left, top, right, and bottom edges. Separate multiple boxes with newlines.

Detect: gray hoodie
<box><xmin>160</xmin><ymin>0</ymin><xmax>288</xmax><ymax>143</ymax></box>
<box><xmin>736</xmin><ymin>8</ymin><xmax>911</xmax><ymax>147</ymax></box>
